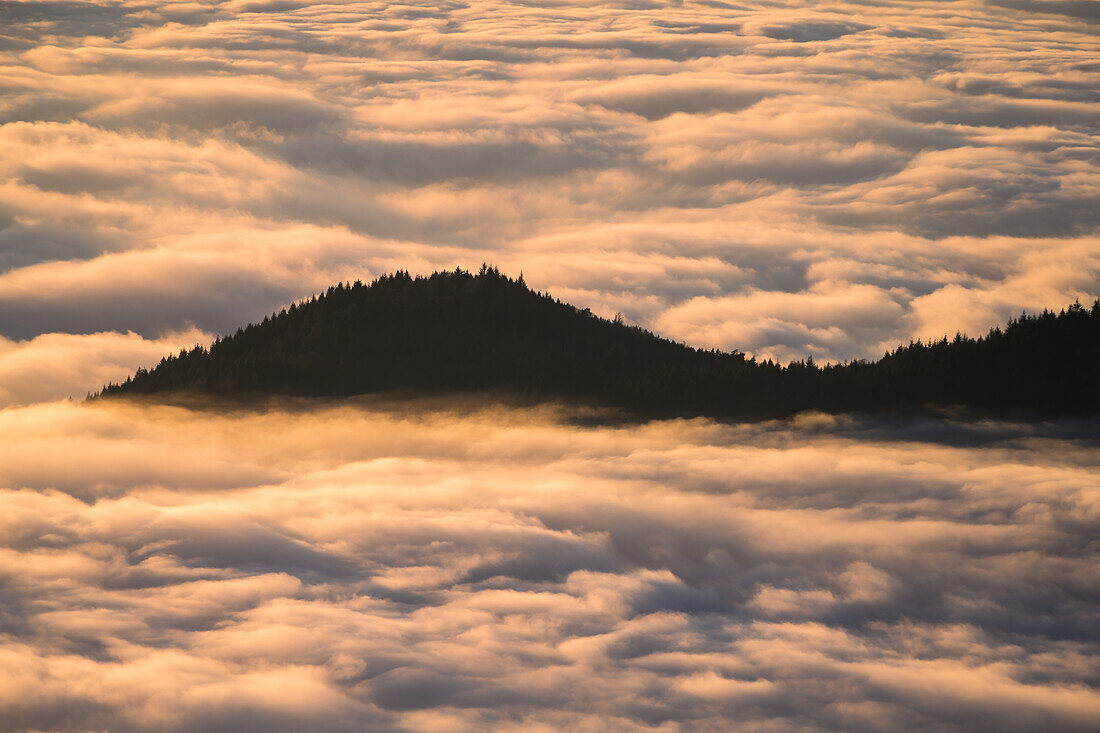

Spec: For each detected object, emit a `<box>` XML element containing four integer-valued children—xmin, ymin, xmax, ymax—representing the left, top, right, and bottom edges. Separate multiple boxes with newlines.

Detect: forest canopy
<box><xmin>98</xmin><ymin>266</ymin><xmax>1100</xmax><ymax>419</ymax></box>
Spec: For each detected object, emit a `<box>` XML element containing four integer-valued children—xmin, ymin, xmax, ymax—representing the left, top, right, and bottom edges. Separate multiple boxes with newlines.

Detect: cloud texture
<box><xmin>0</xmin><ymin>0</ymin><xmax>1098</xmax><ymax>383</ymax></box>
<box><xmin>0</xmin><ymin>399</ymin><xmax>1098</xmax><ymax>731</ymax></box>
<box><xmin>2</xmin><ymin>4</ymin><xmax>1098</xmax><ymax>729</ymax></box>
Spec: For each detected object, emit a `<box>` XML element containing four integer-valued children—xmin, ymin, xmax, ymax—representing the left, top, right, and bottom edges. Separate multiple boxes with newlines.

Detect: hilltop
<box><xmin>98</xmin><ymin>267</ymin><xmax>1100</xmax><ymax>419</ymax></box>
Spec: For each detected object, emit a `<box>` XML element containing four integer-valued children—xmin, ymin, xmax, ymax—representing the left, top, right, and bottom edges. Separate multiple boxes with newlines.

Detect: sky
<box><xmin>1</xmin><ymin>0</ymin><xmax>1099</xmax><ymax>407</ymax></box>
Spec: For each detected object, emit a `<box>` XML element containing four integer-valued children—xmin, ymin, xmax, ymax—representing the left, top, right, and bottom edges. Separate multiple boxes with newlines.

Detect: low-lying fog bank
<box><xmin>1</xmin><ymin>400</ymin><xmax>1098</xmax><ymax>732</ymax></box>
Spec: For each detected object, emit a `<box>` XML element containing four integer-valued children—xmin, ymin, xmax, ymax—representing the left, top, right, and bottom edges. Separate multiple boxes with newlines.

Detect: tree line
<box><xmin>97</xmin><ymin>266</ymin><xmax>1100</xmax><ymax>419</ymax></box>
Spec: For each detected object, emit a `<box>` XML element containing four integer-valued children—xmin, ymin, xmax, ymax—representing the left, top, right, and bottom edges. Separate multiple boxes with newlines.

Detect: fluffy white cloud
<box><xmin>0</xmin><ymin>400</ymin><xmax>1097</xmax><ymax>731</ymax></box>
<box><xmin>3</xmin><ymin>5</ymin><xmax>1098</xmax><ymax>730</ymax></box>
<box><xmin>0</xmin><ymin>327</ymin><xmax>208</xmax><ymax>406</ymax></box>
<box><xmin>0</xmin><ymin>0</ymin><xmax>1096</xmax><ymax>371</ymax></box>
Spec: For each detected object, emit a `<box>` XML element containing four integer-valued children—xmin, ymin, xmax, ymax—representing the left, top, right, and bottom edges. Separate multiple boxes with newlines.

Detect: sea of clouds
<box><xmin>1</xmin><ymin>398</ymin><xmax>1098</xmax><ymax>731</ymax></box>
<box><xmin>1</xmin><ymin>0</ymin><xmax>1099</xmax><ymax>407</ymax></box>
<box><xmin>2</xmin><ymin>3</ymin><xmax>1099</xmax><ymax>730</ymax></box>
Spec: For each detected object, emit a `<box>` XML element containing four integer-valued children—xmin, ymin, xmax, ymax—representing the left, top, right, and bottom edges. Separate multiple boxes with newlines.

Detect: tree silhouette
<box><xmin>96</xmin><ymin>267</ymin><xmax>1100</xmax><ymax>419</ymax></box>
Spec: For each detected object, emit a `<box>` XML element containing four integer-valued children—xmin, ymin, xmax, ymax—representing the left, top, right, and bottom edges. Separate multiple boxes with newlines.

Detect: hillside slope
<box><xmin>98</xmin><ymin>267</ymin><xmax>1100</xmax><ymax>418</ymax></box>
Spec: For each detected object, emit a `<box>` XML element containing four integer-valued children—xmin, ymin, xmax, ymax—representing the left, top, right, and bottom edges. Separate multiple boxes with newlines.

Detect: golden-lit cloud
<box><xmin>0</xmin><ymin>399</ymin><xmax>1097</xmax><ymax>730</ymax></box>
<box><xmin>0</xmin><ymin>0</ymin><xmax>1097</xmax><ymax>383</ymax></box>
<box><xmin>2</xmin><ymin>4</ymin><xmax>1098</xmax><ymax>731</ymax></box>
<box><xmin>0</xmin><ymin>327</ymin><xmax>208</xmax><ymax>406</ymax></box>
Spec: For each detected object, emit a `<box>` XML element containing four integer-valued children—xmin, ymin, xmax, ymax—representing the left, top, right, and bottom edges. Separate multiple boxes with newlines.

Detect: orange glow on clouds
<box><xmin>1</xmin><ymin>3</ymin><xmax>1098</xmax><ymax>730</ymax></box>
<box><xmin>0</xmin><ymin>0</ymin><xmax>1097</xmax><ymax>394</ymax></box>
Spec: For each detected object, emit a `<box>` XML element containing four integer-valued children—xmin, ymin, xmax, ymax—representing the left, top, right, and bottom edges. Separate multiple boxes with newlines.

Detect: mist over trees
<box><xmin>98</xmin><ymin>266</ymin><xmax>1100</xmax><ymax>419</ymax></box>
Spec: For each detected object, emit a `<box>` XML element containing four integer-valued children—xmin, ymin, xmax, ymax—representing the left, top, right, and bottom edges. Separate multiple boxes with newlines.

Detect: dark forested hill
<box><xmin>97</xmin><ymin>266</ymin><xmax>1100</xmax><ymax>418</ymax></box>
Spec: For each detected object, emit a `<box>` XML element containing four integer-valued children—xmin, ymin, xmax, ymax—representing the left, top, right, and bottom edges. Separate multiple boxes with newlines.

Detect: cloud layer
<box><xmin>0</xmin><ymin>399</ymin><xmax>1098</xmax><ymax>731</ymax></box>
<box><xmin>3</xmin><ymin>5</ymin><xmax>1098</xmax><ymax>728</ymax></box>
<box><xmin>0</xmin><ymin>0</ymin><xmax>1098</xmax><ymax>388</ymax></box>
